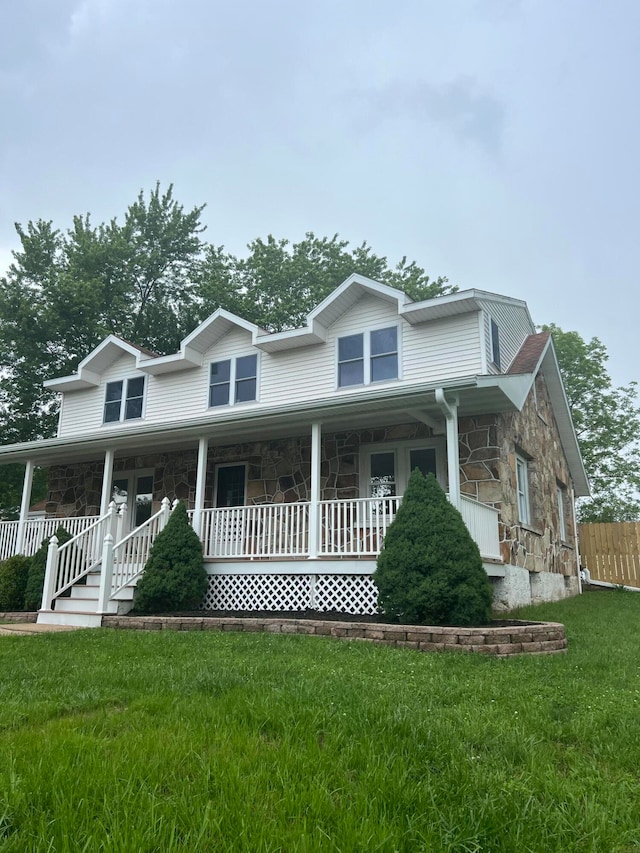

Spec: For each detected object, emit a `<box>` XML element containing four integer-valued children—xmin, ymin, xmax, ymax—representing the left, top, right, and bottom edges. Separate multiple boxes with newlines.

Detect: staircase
<box><xmin>37</xmin><ymin>498</ymin><xmax>175</xmax><ymax>628</ymax></box>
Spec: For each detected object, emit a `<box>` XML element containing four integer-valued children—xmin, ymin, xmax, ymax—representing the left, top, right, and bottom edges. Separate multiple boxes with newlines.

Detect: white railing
<box><xmin>0</xmin><ymin>516</ymin><xmax>99</xmax><ymax>560</ymax></box>
<box><xmin>319</xmin><ymin>497</ymin><xmax>403</xmax><ymax>556</ymax></box>
<box><xmin>199</xmin><ymin>503</ymin><xmax>310</xmax><ymax>559</ymax></box>
<box><xmin>459</xmin><ymin>495</ymin><xmax>501</xmax><ymax>560</ymax></box>
<box><xmin>42</xmin><ymin>506</ymin><xmax>116</xmax><ymax>608</ymax></box>
<box><xmin>110</xmin><ymin>498</ymin><xmax>174</xmax><ymax>597</ymax></box>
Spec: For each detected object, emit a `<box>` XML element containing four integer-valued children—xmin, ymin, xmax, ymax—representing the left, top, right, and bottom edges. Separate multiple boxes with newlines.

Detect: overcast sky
<box><xmin>1</xmin><ymin>0</ymin><xmax>638</xmax><ymax>388</ymax></box>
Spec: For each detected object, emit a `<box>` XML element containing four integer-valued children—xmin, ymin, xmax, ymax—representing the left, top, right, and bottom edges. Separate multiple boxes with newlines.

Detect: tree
<box><xmin>374</xmin><ymin>471</ymin><xmax>494</xmax><ymax>625</ymax></box>
<box><xmin>133</xmin><ymin>501</ymin><xmax>207</xmax><ymax>614</ymax></box>
<box><xmin>543</xmin><ymin>324</ymin><xmax>640</xmax><ymax>522</ymax></box>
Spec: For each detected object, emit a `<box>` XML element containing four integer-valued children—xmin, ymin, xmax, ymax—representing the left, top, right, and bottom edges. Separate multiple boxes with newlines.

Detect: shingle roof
<box><xmin>508</xmin><ymin>331</ymin><xmax>550</xmax><ymax>375</ymax></box>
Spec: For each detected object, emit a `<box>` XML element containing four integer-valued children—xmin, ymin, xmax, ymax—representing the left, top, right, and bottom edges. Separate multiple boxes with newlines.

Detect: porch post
<box><xmin>100</xmin><ymin>449</ymin><xmax>116</xmax><ymax>516</ymax></box>
<box><xmin>15</xmin><ymin>459</ymin><xmax>35</xmax><ymax>554</ymax></box>
<box><xmin>308</xmin><ymin>422</ymin><xmax>322</xmax><ymax>559</ymax></box>
<box><xmin>435</xmin><ymin>389</ymin><xmax>461</xmax><ymax>509</ymax></box>
<box><xmin>192</xmin><ymin>437</ymin><xmax>209</xmax><ymax>538</ymax></box>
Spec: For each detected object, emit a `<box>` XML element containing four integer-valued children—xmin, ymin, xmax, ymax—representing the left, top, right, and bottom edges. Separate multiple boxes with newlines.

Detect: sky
<box><xmin>1</xmin><ymin>0</ymin><xmax>638</xmax><ymax>388</ymax></box>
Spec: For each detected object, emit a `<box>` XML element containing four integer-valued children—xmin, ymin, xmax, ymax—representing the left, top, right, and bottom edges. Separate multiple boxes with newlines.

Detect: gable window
<box><xmin>490</xmin><ymin>318</ymin><xmax>501</xmax><ymax>369</ymax></box>
<box><xmin>103</xmin><ymin>377</ymin><xmax>145</xmax><ymax>423</ymax></box>
<box><xmin>515</xmin><ymin>454</ymin><xmax>530</xmax><ymax>524</ymax></box>
<box><xmin>209</xmin><ymin>355</ymin><xmax>258</xmax><ymax>408</ymax></box>
<box><xmin>337</xmin><ymin>326</ymin><xmax>398</xmax><ymax>388</ymax></box>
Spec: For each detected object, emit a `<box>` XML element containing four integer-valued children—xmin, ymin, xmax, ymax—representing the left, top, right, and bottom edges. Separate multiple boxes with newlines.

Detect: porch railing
<box><xmin>198</xmin><ymin>503</ymin><xmax>310</xmax><ymax>559</ymax></box>
<box><xmin>109</xmin><ymin>498</ymin><xmax>175</xmax><ymax>598</ymax></box>
<box><xmin>459</xmin><ymin>496</ymin><xmax>501</xmax><ymax>561</ymax></box>
<box><xmin>0</xmin><ymin>516</ymin><xmax>99</xmax><ymax>561</ymax></box>
<box><xmin>319</xmin><ymin>497</ymin><xmax>402</xmax><ymax>556</ymax></box>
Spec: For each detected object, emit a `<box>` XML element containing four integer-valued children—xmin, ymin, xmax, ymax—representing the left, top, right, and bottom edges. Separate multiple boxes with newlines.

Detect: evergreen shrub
<box><xmin>24</xmin><ymin>526</ymin><xmax>73</xmax><ymax>611</ymax></box>
<box><xmin>134</xmin><ymin>501</ymin><xmax>207</xmax><ymax>614</ymax></box>
<box><xmin>374</xmin><ymin>470</ymin><xmax>494</xmax><ymax>626</ymax></box>
<box><xmin>0</xmin><ymin>555</ymin><xmax>32</xmax><ymax>611</ymax></box>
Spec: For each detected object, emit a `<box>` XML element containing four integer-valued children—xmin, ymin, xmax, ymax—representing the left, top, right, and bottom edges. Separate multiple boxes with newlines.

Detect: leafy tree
<box><xmin>24</xmin><ymin>526</ymin><xmax>73</xmax><ymax>611</ymax></box>
<box><xmin>543</xmin><ymin>324</ymin><xmax>640</xmax><ymax>522</ymax></box>
<box><xmin>374</xmin><ymin>471</ymin><xmax>493</xmax><ymax>625</ymax></box>
<box><xmin>133</xmin><ymin>501</ymin><xmax>207</xmax><ymax>614</ymax></box>
<box><xmin>0</xmin><ymin>555</ymin><xmax>31</xmax><ymax>611</ymax></box>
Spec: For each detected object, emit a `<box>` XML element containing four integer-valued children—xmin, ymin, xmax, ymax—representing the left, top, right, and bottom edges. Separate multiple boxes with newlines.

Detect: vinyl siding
<box><xmin>56</xmin><ymin>294</ymin><xmax>487</xmax><ymax>437</ymax></box>
<box><xmin>478</xmin><ymin>301</ymin><xmax>535</xmax><ymax>375</ymax></box>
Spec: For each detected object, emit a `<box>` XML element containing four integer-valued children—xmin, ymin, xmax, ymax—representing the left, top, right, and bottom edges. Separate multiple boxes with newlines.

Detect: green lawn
<box><xmin>0</xmin><ymin>592</ymin><xmax>639</xmax><ymax>852</ymax></box>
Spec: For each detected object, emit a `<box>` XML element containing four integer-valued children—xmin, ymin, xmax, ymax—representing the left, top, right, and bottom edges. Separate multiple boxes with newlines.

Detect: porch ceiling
<box><xmin>0</xmin><ymin>378</ymin><xmax>521</xmax><ymax>466</ymax></box>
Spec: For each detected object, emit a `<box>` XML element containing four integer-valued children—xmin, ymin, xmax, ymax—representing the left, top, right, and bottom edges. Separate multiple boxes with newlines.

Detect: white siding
<box><xmin>478</xmin><ymin>301</ymin><xmax>535</xmax><ymax>374</ymax></box>
<box><xmin>56</xmin><ymin>294</ymin><xmax>487</xmax><ymax>437</ymax></box>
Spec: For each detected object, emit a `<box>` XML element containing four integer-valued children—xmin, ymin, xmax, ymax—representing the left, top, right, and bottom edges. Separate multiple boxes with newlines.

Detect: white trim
<box><xmin>557</xmin><ymin>483</ymin><xmax>567</xmax><ymax>541</ymax></box>
<box><xmin>515</xmin><ymin>453</ymin><xmax>530</xmax><ymax>524</ymax></box>
<box><xmin>100</xmin><ymin>449</ymin><xmax>115</xmax><ymax>515</ymax></box>
<box><xmin>308</xmin><ymin>422</ymin><xmax>322</xmax><ymax>559</ymax></box>
<box><xmin>193</xmin><ymin>437</ymin><xmax>209</xmax><ymax>537</ymax></box>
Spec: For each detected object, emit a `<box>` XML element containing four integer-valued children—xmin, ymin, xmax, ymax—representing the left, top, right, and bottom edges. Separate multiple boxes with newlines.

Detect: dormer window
<box><xmin>338</xmin><ymin>326</ymin><xmax>398</xmax><ymax>388</ymax></box>
<box><xmin>103</xmin><ymin>377</ymin><xmax>145</xmax><ymax>423</ymax></box>
<box><xmin>209</xmin><ymin>355</ymin><xmax>258</xmax><ymax>407</ymax></box>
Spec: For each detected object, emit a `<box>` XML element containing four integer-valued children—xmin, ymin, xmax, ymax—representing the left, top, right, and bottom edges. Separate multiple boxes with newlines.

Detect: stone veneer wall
<box><xmin>459</xmin><ymin>373</ymin><xmax>577</xmax><ymax>579</ymax></box>
<box><xmin>46</xmin><ymin>424</ymin><xmax>433</xmax><ymax>515</ymax></box>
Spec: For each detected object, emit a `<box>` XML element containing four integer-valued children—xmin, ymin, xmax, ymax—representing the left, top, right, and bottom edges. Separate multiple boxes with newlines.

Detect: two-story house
<box><xmin>0</xmin><ymin>275</ymin><xmax>589</xmax><ymax>626</ymax></box>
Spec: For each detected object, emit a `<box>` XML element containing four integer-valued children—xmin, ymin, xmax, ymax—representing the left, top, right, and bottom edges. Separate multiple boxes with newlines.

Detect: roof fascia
<box><xmin>308</xmin><ymin>274</ymin><xmax>412</xmax><ymax>326</ymax></box>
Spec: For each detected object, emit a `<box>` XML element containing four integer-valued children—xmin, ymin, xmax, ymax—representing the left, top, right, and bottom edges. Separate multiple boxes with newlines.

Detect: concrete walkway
<box><xmin>0</xmin><ymin>622</ymin><xmax>81</xmax><ymax>636</ymax></box>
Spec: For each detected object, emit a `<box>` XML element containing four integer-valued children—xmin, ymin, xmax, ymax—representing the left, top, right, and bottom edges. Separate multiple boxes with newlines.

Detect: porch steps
<box><xmin>37</xmin><ymin>571</ymin><xmax>136</xmax><ymax>629</ymax></box>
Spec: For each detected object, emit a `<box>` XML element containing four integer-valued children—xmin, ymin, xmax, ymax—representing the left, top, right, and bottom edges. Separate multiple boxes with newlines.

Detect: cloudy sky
<box><xmin>1</xmin><ymin>0</ymin><xmax>638</xmax><ymax>387</ymax></box>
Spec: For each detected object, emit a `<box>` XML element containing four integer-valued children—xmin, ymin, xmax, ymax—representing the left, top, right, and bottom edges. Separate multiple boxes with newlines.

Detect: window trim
<box><xmin>208</xmin><ymin>353</ymin><xmax>259</xmax><ymax>409</ymax></box>
<box><xmin>515</xmin><ymin>453</ymin><xmax>530</xmax><ymax>525</ymax></box>
<box><xmin>103</xmin><ymin>376</ymin><xmax>146</xmax><ymax>424</ymax></box>
<box><xmin>336</xmin><ymin>323</ymin><xmax>401</xmax><ymax>389</ymax></box>
<box><xmin>557</xmin><ymin>483</ymin><xmax>567</xmax><ymax>541</ymax></box>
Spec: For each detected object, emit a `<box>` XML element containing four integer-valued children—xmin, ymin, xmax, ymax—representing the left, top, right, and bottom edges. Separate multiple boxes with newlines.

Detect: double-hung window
<box><xmin>557</xmin><ymin>484</ymin><xmax>567</xmax><ymax>541</ymax></box>
<box><xmin>337</xmin><ymin>326</ymin><xmax>398</xmax><ymax>388</ymax></box>
<box><xmin>104</xmin><ymin>377</ymin><xmax>145</xmax><ymax>423</ymax></box>
<box><xmin>209</xmin><ymin>354</ymin><xmax>258</xmax><ymax>407</ymax></box>
<box><xmin>515</xmin><ymin>453</ymin><xmax>530</xmax><ymax>524</ymax></box>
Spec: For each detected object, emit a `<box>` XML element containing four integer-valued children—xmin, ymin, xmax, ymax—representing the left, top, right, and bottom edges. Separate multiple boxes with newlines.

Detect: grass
<box><xmin>0</xmin><ymin>592</ymin><xmax>639</xmax><ymax>852</ymax></box>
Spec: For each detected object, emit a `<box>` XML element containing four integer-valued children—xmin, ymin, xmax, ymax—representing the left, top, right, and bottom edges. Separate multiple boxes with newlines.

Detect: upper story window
<box><xmin>337</xmin><ymin>326</ymin><xmax>398</xmax><ymax>388</ymax></box>
<box><xmin>209</xmin><ymin>354</ymin><xmax>258</xmax><ymax>408</ymax></box>
<box><xmin>104</xmin><ymin>377</ymin><xmax>145</xmax><ymax>423</ymax></box>
<box><xmin>490</xmin><ymin>318</ymin><xmax>501</xmax><ymax>369</ymax></box>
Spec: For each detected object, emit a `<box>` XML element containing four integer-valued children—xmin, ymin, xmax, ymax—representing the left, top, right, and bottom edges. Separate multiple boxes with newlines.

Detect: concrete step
<box><xmin>37</xmin><ymin>610</ymin><xmax>104</xmax><ymax>628</ymax></box>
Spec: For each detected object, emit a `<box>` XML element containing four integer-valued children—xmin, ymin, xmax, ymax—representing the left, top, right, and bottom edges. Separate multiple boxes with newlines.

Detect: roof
<box><xmin>508</xmin><ymin>332</ymin><xmax>551</xmax><ymax>375</ymax></box>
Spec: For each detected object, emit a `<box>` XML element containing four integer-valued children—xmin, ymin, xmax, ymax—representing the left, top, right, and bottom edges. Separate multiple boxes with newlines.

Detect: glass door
<box><xmin>111</xmin><ymin>472</ymin><xmax>154</xmax><ymax>529</ymax></box>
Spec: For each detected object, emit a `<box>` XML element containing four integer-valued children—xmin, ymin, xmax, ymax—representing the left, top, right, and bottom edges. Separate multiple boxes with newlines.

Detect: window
<box><xmin>209</xmin><ymin>355</ymin><xmax>258</xmax><ymax>407</ymax></box>
<box><xmin>104</xmin><ymin>377</ymin><xmax>145</xmax><ymax>423</ymax></box>
<box><xmin>111</xmin><ymin>471</ymin><xmax>154</xmax><ymax>528</ymax></box>
<box><xmin>490</xmin><ymin>318</ymin><xmax>501</xmax><ymax>369</ymax></box>
<box><xmin>337</xmin><ymin>326</ymin><xmax>398</xmax><ymax>388</ymax></box>
<box><xmin>516</xmin><ymin>454</ymin><xmax>530</xmax><ymax>524</ymax></box>
<box><xmin>557</xmin><ymin>484</ymin><xmax>567</xmax><ymax>541</ymax></box>
<box><xmin>361</xmin><ymin>443</ymin><xmax>442</xmax><ymax>498</ymax></box>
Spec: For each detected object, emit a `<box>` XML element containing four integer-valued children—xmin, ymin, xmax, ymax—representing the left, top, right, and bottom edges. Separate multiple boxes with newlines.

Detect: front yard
<box><xmin>0</xmin><ymin>591</ymin><xmax>639</xmax><ymax>851</ymax></box>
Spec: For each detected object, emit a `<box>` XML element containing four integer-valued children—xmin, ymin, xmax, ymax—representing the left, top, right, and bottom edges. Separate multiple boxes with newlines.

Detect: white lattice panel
<box><xmin>314</xmin><ymin>575</ymin><xmax>378</xmax><ymax>614</ymax></box>
<box><xmin>203</xmin><ymin>574</ymin><xmax>311</xmax><ymax>611</ymax></box>
<box><xmin>202</xmin><ymin>573</ymin><xmax>379</xmax><ymax>615</ymax></box>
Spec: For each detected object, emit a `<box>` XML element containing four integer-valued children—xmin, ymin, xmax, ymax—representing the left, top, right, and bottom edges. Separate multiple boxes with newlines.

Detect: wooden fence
<box><xmin>578</xmin><ymin>522</ymin><xmax>640</xmax><ymax>588</ymax></box>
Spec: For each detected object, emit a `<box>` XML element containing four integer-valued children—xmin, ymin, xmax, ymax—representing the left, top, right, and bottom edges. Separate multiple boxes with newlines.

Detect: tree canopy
<box><xmin>544</xmin><ymin>324</ymin><xmax>640</xmax><ymax>522</ymax></box>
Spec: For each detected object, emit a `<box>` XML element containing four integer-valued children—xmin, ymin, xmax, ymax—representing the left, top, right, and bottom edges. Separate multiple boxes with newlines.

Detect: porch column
<box><xmin>308</xmin><ymin>422</ymin><xmax>322</xmax><ymax>559</ymax></box>
<box><xmin>15</xmin><ymin>459</ymin><xmax>35</xmax><ymax>554</ymax></box>
<box><xmin>100</xmin><ymin>449</ymin><xmax>116</xmax><ymax>516</ymax></box>
<box><xmin>192</xmin><ymin>436</ymin><xmax>209</xmax><ymax>538</ymax></box>
<box><xmin>435</xmin><ymin>389</ymin><xmax>461</xmax><ymax>509</ymax></box>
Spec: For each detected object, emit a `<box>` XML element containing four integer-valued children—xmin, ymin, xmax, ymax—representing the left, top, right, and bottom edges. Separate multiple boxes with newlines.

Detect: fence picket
<box><xmin>579</xmin><ymin>522</ymin><xmax>640</xmax><ymax>589</ymax></box>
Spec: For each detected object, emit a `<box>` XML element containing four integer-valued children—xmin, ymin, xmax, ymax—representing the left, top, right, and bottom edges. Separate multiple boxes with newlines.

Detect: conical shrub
<box><xmin>374</xmin><ymin>470</ymin><xmax>494</xmax><ymax>625</ymax></box>
<box><xmin>134</xmin><ymin>501</ymin><xmax>207</xmax><ymax>614</ymax></box>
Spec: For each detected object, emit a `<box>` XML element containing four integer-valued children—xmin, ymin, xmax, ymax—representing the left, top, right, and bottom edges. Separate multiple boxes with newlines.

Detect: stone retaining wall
<box><xmin>0</xmin><ymin>612</ymin><xmax>37</xmax><ymax>623</ymax></box>
<box><xmin>101</xmin><ymin>615</ymin><xmax>567</xmax><ymax>656</ymax></box>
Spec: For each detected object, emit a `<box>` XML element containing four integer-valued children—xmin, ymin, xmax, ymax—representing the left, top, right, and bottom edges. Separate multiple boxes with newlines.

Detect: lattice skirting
<box><xmin>202</xmin><ymin>574</ymin><xmax>378</xmax><ymax>614</ymax></box>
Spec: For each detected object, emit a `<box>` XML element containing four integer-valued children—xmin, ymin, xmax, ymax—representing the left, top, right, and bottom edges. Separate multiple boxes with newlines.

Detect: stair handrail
<box><xmin>41</xmin><ymin>502</ymin><xmax>117</xmax><ymax>611</ymax></box>
<box><xmin>103</xmin><ymin>497</ymin><xmax>175</xmax><ymax>606</ymax></box>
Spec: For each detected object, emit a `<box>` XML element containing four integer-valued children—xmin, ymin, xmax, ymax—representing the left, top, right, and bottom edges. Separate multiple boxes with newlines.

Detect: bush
<box><xmin>374</xmin><ymin>470</ymin><xmax>494</xmax><ymax>626</ymax></box>
<box><xmin>0</xmin><ymin>555</ymin><xmax>32</xmax><ymax>611</ymax></box>
<box><xmin>24</xmin><ymin>526</ymin><xmax>73</xmax><ymax>611</ymax></box>
<box><xmin>134</xmin><ymin>501</ymin><xmax>207</xmax><ymax>614</ymax></box>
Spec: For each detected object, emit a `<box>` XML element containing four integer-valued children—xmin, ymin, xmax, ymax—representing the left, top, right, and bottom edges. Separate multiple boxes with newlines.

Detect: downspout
<box><xmin>435</xmin><ymin>389</ymin><xmax>460</xmax><ymax>509</ymax></box>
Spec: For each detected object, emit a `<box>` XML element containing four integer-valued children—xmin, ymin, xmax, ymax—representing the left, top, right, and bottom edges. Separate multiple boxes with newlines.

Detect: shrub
<box><xmin>374</xmin><ymin>470</ymin><xmax>494</xmax><ymax>626</ymax></box>
<box><xmin>0</xmin><ymin>555</ymin><xmax>32</xmax><ymax>611</ymax></box>
<box><xmin>134</xmin><ymin>501</ymin><xmax>207</xmax><ymax>614</ymax></box>
<box><xmin>24</xmin><ymin>526</ymin><xmax>73</xmax><ymax>611</ymax></box>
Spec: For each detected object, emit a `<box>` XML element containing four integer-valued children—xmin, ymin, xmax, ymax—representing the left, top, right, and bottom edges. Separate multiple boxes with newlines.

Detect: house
<box><xmin>0</xmin><ymin>274</ymin><xmax>589</xmax><ymax>626</ymax></box>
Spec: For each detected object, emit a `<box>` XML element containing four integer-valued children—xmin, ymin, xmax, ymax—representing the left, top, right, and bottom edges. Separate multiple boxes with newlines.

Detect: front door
<box><xmin>213</xmin><ymin>464</ymin><xmax>247</xmax><ymax>556</ymax></box>
<box><xmin>111</xmin><ymin>473</ymin><xmax>154</xmax><ymax>530</ymax></box>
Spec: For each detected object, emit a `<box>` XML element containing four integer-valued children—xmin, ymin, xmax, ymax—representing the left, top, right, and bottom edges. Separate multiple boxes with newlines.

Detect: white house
<box><xmin>0</xmin><ymin>275</ymin><xmax>589</xmax><ymax>626</ymax></box>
